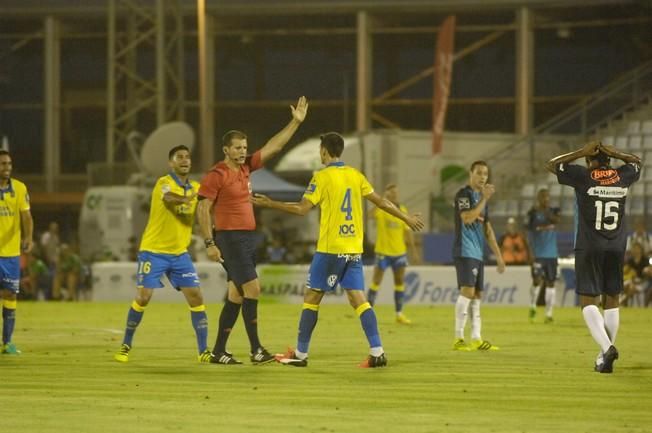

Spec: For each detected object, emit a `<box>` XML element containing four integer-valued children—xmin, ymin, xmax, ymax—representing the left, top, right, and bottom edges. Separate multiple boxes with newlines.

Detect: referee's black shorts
<box><xmin>574</xmin><ymin>249</ymin><xmax>624</xmax><ymax>297</ymax></box>
<box><xmin>215</xmin><ymin>230</ymin><xmax>259</xmax><ymax>287</ymax></box>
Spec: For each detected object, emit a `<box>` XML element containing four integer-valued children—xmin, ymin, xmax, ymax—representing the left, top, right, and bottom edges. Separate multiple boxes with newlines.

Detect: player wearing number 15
<box><xmin>251</xmin><ymin>132</ymin><xmax>424</xmax><ymax>367</ymax></box>
<box><xmin>546</xmin><ymin>141</ymin><xmax>641</xmax><ymax>374</ymax></box>
<box><xmin>114</xmin><ymin>145</ymin><xmax>212</xmax><ymax>364</ymax></box>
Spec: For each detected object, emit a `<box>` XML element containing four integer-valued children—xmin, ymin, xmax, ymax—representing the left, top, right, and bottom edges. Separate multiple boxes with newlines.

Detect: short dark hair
<box><xmin>320</xmin><ymin>132</ymin><xmax>344</xmax><ymax>157</ymax></box>
<box><xmin>0</xmin><ymin>150</ymin><xmax>10</xmax><ymax>158</ymax></box>
<box><xmin>587</xmin><ymin>150</ymin><xmax>610</xmax><ymax>166</ymax></box>
<box><xmin>222</xmin><ymin>130</ymin><xmax>247</xmax><ymax>147</ymax></box>
<box><xmin>168</xmin><ymin>145</ymin><xmax>190</xmax><ymax>160</ymax></box>
<box><xmin>470</xmin><ymin>160</ymin><xmax>488</xmax><ymax>172</ymax></box>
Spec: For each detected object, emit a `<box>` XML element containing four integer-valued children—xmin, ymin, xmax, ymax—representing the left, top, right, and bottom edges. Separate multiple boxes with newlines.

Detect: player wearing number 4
<box><xmin>114</xmin><ymin>145</ymin><xmax>212</xmax><ymax>364</ymax></box>
<box><xmin>546</xmin><ymin>141</ymin><xmax>641</xmax><ymax>373</ymax></box>
<box><xmin>251</xmin><ymin>132</ymin><xmax>424</xmax><ymax>367</ymax></box>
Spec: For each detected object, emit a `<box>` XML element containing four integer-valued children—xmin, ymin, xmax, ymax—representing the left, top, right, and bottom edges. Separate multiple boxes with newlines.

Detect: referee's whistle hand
<box><xmin>207</xmin><ymin>245</ymin><xmax>224</xmax><ymax>263</ymax></box>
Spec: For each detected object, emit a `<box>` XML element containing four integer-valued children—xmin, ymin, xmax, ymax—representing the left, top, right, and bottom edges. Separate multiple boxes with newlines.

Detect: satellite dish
<box><xmin>140</xmin><ymin>122</ymin><xmax>195</xmax><ymax>176</ymax></box>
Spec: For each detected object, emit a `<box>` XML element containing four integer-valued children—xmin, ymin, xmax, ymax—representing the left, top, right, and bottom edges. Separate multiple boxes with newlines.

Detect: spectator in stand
<box><xmin>498</xmin><ymin>217</ymin><xmax>531</xmax><ymax>265</ymax></box>
<box><xmin>266</xmin><ymin>237</ymin><xmax>287</xmax><ymax>264</ymax></box>
<box><xmin>52</xmin><ymin>244</ymin><xmax>83</xmax><ymax>301</ymax></box>
<box><xmin>20</xmin><ymin>251</ymin><xmax>50</xmax><ymax>300</ymax></box>
<box><xmin>40</xmin><ymin>221</ymin><xmax>60</xmax><ymax>269</ymax></box>
<box><xmin>626</xmin><ymin>218</ymin><xmax>651</xmax><ymax>257</ymax></box>
<box><xmin>622</xmin><ymin>242</ymin><xmax>652</xmax><ymax>307</ymax></box>
<box><xmin>269</xmin><ymin>217</ymin><xmax>287</xmax><ymax>245</ymax></box>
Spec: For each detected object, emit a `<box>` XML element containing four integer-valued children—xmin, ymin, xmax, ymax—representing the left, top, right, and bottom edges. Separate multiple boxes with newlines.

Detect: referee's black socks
<box><xmin>242</xmin><ymin>298</ymin><xmax>262</xmax><ymax>352</ymax></box>
<box><xmin>213</xmin><ymin>300</ymin><xmax>241</xmax><ymax>354</ymax></box>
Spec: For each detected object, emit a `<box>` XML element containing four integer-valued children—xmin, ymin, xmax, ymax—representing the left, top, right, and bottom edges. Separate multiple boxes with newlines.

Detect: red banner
<box><xmin>432</xmin><ymin>15</ymin><xmax>456</xmax><ymax>155</ymax></box>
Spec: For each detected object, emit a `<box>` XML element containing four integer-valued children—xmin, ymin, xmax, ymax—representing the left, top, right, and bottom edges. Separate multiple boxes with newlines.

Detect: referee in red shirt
<box><xmin>197</xmin><ymin>96</ymin><xmax>308</xmax><ymax>364</ymax></box>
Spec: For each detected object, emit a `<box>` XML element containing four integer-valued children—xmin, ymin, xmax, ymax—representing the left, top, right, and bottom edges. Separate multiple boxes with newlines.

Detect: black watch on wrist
<box><xmin>204</xmin><ymin>238</ymin><xmax>216</xmax><ymax>248</ymax></box>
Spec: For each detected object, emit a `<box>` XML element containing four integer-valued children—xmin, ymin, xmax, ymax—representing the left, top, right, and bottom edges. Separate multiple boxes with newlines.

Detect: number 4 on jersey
<box><xmin>341</xmin><ymin>188</ymin><xmax>353</xmax><ymax>221</ymax></box>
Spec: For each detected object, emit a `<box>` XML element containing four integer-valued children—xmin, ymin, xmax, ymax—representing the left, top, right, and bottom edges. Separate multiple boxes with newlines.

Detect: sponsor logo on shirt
<box><xmin>338</xmin><ymin>223</ymin><xmax>356</xmax><ymax>237</ymax></box>
<box><xmin>305</xmin><ymin>183</ymin><xmax>316</xmax><ymax>194</ymax></box>
<box><xmin>590</xmin><ymin>169</ymin><xmax>620</xmax><ymax>185</ymax></box>
<box><xmin>587</xmin><ymin>186</ymin><xmax>628</xmax><ymax>198</ymax></box>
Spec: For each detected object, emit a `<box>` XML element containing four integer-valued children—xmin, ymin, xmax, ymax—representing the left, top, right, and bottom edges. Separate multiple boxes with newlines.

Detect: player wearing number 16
<box><xmin>251</xmin><ymin>132</ymin><xmax>424</xmax><ymax>367</ymax></box>
<box><xmin>114</xmin><ymin>145</ymin><xmax>212</xmax><ymax>364</ymax></box>
<box><xmin>546</xmin><ymin>141</ymin><xmax>641</xmax><ymax>374</ymax></box>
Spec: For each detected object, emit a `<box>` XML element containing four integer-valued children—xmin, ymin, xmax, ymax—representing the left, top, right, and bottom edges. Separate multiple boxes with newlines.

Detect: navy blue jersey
<box><xmin>555</xmin><ymin>162</ymin><xmax>640</xmax><ymax>251</ymax></box>
<box><xmin>527</xmin><ymin>207</ymin><xmax>560</xmax><ymax>258</ymax></box>
<box><xmin>453</xmin><ymin>185</ymin><xmax>487</xmax><ymax>260</ymax></box>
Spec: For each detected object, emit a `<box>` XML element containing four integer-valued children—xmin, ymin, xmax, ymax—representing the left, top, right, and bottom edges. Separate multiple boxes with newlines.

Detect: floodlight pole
<box><xmin>197</xmin><ymin>0</ymin><xmax>215</xmax><ymax>170</ymax></box>
<box><xmin>44</xmin><ymin>16</ymin><xmax>61</xmax><ymax>193</ymax></box>
<box><xmin>356</xmin><ymin>11</ymin><xmax>372</xmax><ymax>133</ymax></box>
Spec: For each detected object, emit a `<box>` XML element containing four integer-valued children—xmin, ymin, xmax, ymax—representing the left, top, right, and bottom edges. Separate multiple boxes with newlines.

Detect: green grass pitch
<box><xmin>2</xmin><ymin>302</ymin><xmax>651</xmax><ymax>433</ymax></box>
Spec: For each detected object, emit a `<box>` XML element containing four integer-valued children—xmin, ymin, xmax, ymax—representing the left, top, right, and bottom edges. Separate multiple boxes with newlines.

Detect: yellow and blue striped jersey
<box><xmin>0</xmin><ymin>178</ymin><xmax>30</xmax><ymax>257</ymax></box>
<box><xmin>140</xmin><ymin>173</ymin><xmax>199</xmax><ymax>255</ymax></box>
<box><xmin>303</xmin><ymin>162</ymin><xmax>373</xmax><ymax>254</ymax></box>
<box><xmin>374</xmin><ymin>204</ymin><xmax>408</xmax><ymax>256</ymax></box>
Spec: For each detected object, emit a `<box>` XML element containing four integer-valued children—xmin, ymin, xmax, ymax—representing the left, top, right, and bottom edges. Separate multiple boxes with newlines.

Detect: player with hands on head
<box><xmin>546</xmin><ymin>140</ymin><xmax>641</xmax><ymax>373</ymax></box>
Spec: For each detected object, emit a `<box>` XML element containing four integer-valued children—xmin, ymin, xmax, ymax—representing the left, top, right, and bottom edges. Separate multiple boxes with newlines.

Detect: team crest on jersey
<box><xmin>327</xmin><ymin>274</ymin><xmax>338</xmax><ymax>287</ymax></box>
<box><xmin>590</xmin><ymin>169</ymin><xmax>620</xmax><ymax>186</ymax></box>
<box><xmin>457</xmin><ymin>197</ymin><xmax>470</xmax><ymax>210</ymax></box>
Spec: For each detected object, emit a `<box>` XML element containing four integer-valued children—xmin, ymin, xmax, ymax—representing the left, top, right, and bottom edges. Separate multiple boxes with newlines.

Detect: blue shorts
<box><xmin>307</xmin><ymin>252</ymin><xmax>364</xmax><ymax>292</ymax></box>
<box><xmin>215</xmin><ymin>230</ymin><xmax>258</xmax><ymax>287</ymax></box>
<box><xmin>375</xmin><ymin>254</ymin><xmax>408</xmax><ymax>272</ymax></box>
<box><xmin>454</xmin><ymin>257</ymin><xmax>484</xmax><ymax>292</ymax></box>
<box><xmin>531</xmin><ymin>258</ymin><xmax>558</xmax><ymax>282</ymax></box>
<box><xmin>0</xmin><ymin>256</ymin><xmax>20</xmax><ymax>293</ymax></box>
<box><xmin>137</xmin><ymin>251</ymin><xmax>199</xmax><ymax>290</ymax></box>
<box><xmin>574</xmin><ymin>249</ymin><xmax>624</xmax><ymax>297</ymax></box>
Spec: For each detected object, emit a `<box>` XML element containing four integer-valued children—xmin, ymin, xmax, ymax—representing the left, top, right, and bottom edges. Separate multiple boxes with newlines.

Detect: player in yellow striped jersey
<box><xmin>114</xmin><ymin>145</ymin><xmax>212</xmax><ymax>363</ymax></box>
<box><xmin>367</xmin><ymin>184</ymin><xmax>421</xmax><ymax>324</ymax></box>
<box><xmin>0</xmin><ymin>150</ymin><xmax>34</xmax><ymax>355</ymax></box>
<box><xmin>252</xmin><ymin>132</ymin><xmax>424</xmax><ymax>367</ymax></box>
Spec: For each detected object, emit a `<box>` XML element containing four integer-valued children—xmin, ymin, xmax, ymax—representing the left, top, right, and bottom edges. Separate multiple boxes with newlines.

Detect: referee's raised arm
<box><xmin>259</xmin><ymin>96</ymin><xmax>309</xmax><ymax>164</ymax></box>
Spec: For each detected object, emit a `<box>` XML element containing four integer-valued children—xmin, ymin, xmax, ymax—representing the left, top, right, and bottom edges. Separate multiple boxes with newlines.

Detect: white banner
<box><xmin>91</xmin><ymin>263</ymin><xmax>578</xmax><ymax>306</ymax></box>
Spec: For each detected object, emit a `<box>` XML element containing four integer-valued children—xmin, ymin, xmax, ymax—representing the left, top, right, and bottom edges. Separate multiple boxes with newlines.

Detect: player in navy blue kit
<box><xmin>527</xmin><ymin>189</ymin><xmax>560</xmax><ymax>323</ymax></box>
<box><xmin>546</xmin><ymin>141</ymin><xmax>641</xmax><ymax>373</ymax></box>
<box><xmin>452</xmin><ymin>161</ymin><xmax>506</xmax><ymax>352</ymax></box>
